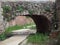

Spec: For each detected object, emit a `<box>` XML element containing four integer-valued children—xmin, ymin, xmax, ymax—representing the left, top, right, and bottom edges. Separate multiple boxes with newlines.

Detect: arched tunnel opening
<box><xmin>26</xmin><ymin>15</ymin><xmax>51</xmax><ymax>34</ymax></box>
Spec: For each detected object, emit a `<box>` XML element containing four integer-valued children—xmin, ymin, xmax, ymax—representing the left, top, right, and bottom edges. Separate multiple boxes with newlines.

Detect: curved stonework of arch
<box><xmin>26</xmin><ymin>15</ymin><xmax>51</xmax><ymax>33</ymax></box>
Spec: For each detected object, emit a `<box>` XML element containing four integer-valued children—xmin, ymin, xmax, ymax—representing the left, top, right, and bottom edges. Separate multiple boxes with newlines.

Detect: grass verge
<box><xmin>5</xmin><ymin>23</ymin><xmax>36</xmax><ymax>33</ymax></box>
<box><xmin>27</xmin><ymin>33</ymin><xmax>49</xmax><ymax>43</ymax></box>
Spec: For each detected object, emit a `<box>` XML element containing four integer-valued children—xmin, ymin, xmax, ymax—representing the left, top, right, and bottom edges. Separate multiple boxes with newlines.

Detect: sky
<box><xmin>1</xmin><ymin>0</ymin><xmax>55</xmax><ymax>2</ymax></box>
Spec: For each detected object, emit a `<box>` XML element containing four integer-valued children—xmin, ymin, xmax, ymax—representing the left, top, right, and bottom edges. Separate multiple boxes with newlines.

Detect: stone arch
<box><xmin>25</xmin><ymin>15</ymin><xmax>51</xmax><ymax>34</ymax></box>
<box><xmin>1</xmin><ymin>1</ymin><xmax>54</xmax><ymax>34</ymax></box>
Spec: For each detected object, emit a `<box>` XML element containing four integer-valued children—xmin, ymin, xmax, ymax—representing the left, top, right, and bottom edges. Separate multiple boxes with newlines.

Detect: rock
<box><xmin>0</xmin><ymin>2</ymin><xmax>5</xmax><ymax>34</ymax></box>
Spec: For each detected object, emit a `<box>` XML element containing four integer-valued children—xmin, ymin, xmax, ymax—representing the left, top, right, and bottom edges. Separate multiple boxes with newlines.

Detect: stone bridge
<box><xmin>1</xmin><ymin>1</ymin><xmax>55</xmax><ymax>33</ymax></box>
<box><xmin>0</xmin><ymin>0</ymin><xmax>60</xmax><ymax>45</ymax></box>
<box><xmin>1</xmin><ymin>1</ymin><xmax>54</xmax><ymax>20</ymax></box>
<box><xmin>0</xmin><ymin>1</ymin><xmax>56</xmax><ymax>34</ymax></box>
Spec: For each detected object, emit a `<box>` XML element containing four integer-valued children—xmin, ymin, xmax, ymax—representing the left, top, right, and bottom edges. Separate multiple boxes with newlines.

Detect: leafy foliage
<box><xmin>28</xmin><ymin>10</ymin><xmax>33</xmax><ymax>15</ymax></box>
<box><xmin>2</xmin><ymin>5</ymin><xmax>11</xmax><ymax>13</ymax></box>
<box><xmin>2</xmin><ymin>5</ymin><xmax>13</xmax><ymax>21</ymax></box>
<box><xmin>45</xmin><ymin>6</ymin><xmax>51</xmax><ymax>12</ymax></box>
<box><xmin>0</xmin><ymin>33</ymin><xmax>6</xmax><ymax>41</ymax></box>
<box><xmin>17</xmin><ymin>5</ymin><xmax>24</xmax><ymax>12</ymax></box>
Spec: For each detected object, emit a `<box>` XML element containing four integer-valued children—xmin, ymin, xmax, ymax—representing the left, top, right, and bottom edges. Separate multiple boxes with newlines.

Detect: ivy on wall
<box><xmin>2</xmin><ymin>5</ymin><xmax>15</xmax><ymax>21</ymax></box>
<box><xmin>17</xmin><ymin>5</ymin><xmax>24</xmax><ymax>12</ymax></box>
<box><xmin>2</xmin><ymin>5</ymin><xmax>11</xmax><ymax>13</ymax></box>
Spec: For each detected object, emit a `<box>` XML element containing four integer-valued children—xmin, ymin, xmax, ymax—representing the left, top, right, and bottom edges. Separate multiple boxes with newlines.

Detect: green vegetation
<box><xmin>2</xmin><ymin>5</ymin><xmax>12</xmax><ymax>21</ymax></box>
<box><xmin>17</xmin><ymin>5</ymin><xmax>24</xmax><ymax>12</ymax></box>
<box><xmin>5</xmin><ymin>23</ymin><xmax>35</xmax><ymax>33</ymax></box>
<box><xmin>28</xmin><ymin>10</ymin><xmax>33</xmax><ymax>15</ymax></box>
<box><xmin>0</xmin><ymin>25</ymin><xmax>24</xmax><ymax>41</ymax></box>
<box><xmin>0</xmin><ymin>33</ymin><xmax>6</xmax><ymax>41</ymax></box>
<box><xmin>2</xmin><ymin>5</ymin><xmax>11</xmax><ymax>13</ymax></box>
<box><xmin>0</xmin><ymin>23</ymin><xmax>36</xmax><ymax>41</ymax></box>
<box><xmin>5</xmin><ymin>23</ymin><xmax>36</xmax><ymax>33</ymax></box>
<box><xmin>5</xmin><ymin>25</ymin><xmax>23</xmax><ymax>33</ymax></box>
<box><xmin>45</xmin><ymin>6</ymin><xmax>50</xmax><ymax>12</ymax></box>
<box><xmin>27</xmin><ymin>33</ymin><xmax>49</xmax><ymax>43</ymax></box>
